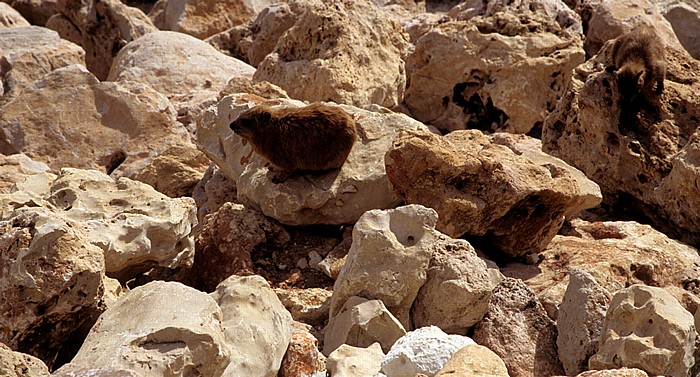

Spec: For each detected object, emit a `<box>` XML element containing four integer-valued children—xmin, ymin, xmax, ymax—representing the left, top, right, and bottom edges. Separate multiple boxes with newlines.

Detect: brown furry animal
<box><xmin>229</xmin><ymin>103</ymin><xmax>358</xmax><ymax>173</ymax></box>
<box><xmin>606</xmin><ymin>26</ymin><xmax>666</xmax><ymax>103</ymax></box>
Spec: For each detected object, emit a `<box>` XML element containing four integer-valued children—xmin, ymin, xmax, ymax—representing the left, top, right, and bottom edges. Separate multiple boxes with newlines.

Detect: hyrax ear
<box><xmin>260</xmin><ymin>111</ymin><xmax>272</xmax><ymax>123</ymax></box>
<box><xmin>636</xmin><ymin>71</ymin><xmax>645</xmax><ymax>87</ymax></box>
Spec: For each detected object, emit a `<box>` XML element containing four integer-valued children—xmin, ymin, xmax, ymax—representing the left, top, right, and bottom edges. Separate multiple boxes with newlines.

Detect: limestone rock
<box><xmin>411</xmin><ymin>238</ymin><xmax>503</xmax><ymax>333</ymax></box>
<box><xmin>53</xmin><ymin>281</ymin><xmax>230</xmax><ymax>376</ymax></box>
<box><xmin>148</xmin><ymin>0</ymin><xmax>275</xmax><ymax>39</ymax></box>
<box><xmin>323</xmin><ymin>296</ymin><xmax>406</xmax><ymax>356</ymax></box>
<box><xmin>130</xmin><ymin>143</ymin><xmax>210</xmax><ymax>198</ymax></box>
<box><xmin>473</xmin><ymin>277</ymin><xmax>564</xmax><ymax>377</ymax></box>
<box><xmin>0</xmin><ymin>168</ymin><xmax>197</xmax><ymax>282</ymax></box>
<box><xmin>3</xmin><ymin>0</ymin><xmax>58</xmax><ymax>25</ymax></box>
<box><xmin>588</xmin><ymin>284</ymin><xmax>696</xmax><ymax>377</ymax></box>
<box><xmin>501</xmin><ymin>219</ymin><xmax>700</xmax><ymax>321</ymax></box>
<box><xmin>385</xmin><ymin>128</ymin><xmax>600</xmax><ymax>257</ymax></box>
<box><xmin>217</xmin><ymin>76</ymin><xmax>289</xmax><ymax>101</ymax></box>
<box><xmin>0</xmin><ymin>154</ymin><xmax>49</xmax><ymax>194</ymax></box>
<box><xmin>108</xmin><ymin>31</ymin><xmax>255</xmax><ymax>130</ymax></box>
<box><xmin>274</xmin><ymin>287</ymin><xmax>332</xmax><ymax>326</ymax></box>
<box><xmin>329</xmin><ymin>205</ymin><xmax>437</xmax><ymax>329</ymax></box>
<box><xmin>380</xmin><ymin>326</ymin><xmax>476</xmax><ymax>377</ymax></box>
<box><xmin>0</xmin><ymin>26</ymin><xmax>85</xmax><ymax>98</ymax></box>
<box><xmin>326</xmin><ymin>343</ymin><xmax>384</xmax><ymax>377</ymax></box>
<box><xmin>0</xmin><ymin>2</ymin><xmax>29</xmax><ymax>28</ymax></box>
<box><xmin>403</xmin><ymin>1</ymin><xmax>584</xmax><ymax>133</ymax></box>
<box><xmin>0</xmin><ymin>344</ymin><xmax>50</xmax><ymax>377</ymax></box>
<box><xmin>196</xmin><ymin>95</ymin><xmax>427</xmax><ymax>226</ymax></box>
<box><xmin>542</xmin><ymin>18</ymin><xmax>700</xmax><ymax>246</ymax></box>
<box><xmin>0</xmin><ymin>64</ymin><xmax>194</xmax><ymax>184</ymax></box>
<box><xmin>211</xmin><ymin>275</ymin><xmax>293</xmax><ymax>376</ymax></box>
<box><xmin>658</xmin><ymin>1</ymin><xmax>700</xmax><ymax>59</ymax></box>
<box><xmin>279</xmin><ymin>324</ymin><xmax>326</xmax><ymax>377</ymax></box>
<box><xmin>434</xmin><ymin>344</ymin><xmax>509</xmax><ymax>377</ymax></box>
<box><xmin>0</xmin><ymin>208</ymin><xmax>113</xmax><ymax>369</ymax></box>
<box><xmin>557</xmin><ymin>268</ymin><xmax>612</xmax><ymax>376</ymax></box>
<box><xmin>46</xmin><ymin>0</ymin><xmax>156</xmax><ymax>80</ymax></box>
<box><xmin>191</xmin><ymin>163</ymin><xmax>237</xmax><ymax>222</ymax></box>
<box><xmin>192</xmin><ymin>202</ymin><xmax>289</xmax><ymax>292</ymax></box>
<box><xmin>572</xmin><ymin>368</ymin><xmax>650</xmax><ymax>377</ymax></box>
<box><xmin>254</xmin><ymin>0</ymin><xmax>410</xmax><ymax>109</ymax></box>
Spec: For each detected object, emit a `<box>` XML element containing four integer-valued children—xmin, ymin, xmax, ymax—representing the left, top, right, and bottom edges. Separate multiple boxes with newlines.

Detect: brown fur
<box><xmin>606</xmin><ymin>26</ymin><xmax>666</xmax><ymax>102</ymax></box>
<box><xmin>229</xmin><ymin>103</ymin><xmax>358</xmax><ymax>172</ymax></box>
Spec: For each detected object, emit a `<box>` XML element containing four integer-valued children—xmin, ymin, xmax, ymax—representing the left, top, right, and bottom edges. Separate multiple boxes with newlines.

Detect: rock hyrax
<box><xmin>606</xmin><ymin>26</ymin><xmax>666</xmax><ymax>103</ymax></box>
<box><xmin>229</xmin><ymin>103</ymin><xmax>358</xmax><ymax>173</ymax></box>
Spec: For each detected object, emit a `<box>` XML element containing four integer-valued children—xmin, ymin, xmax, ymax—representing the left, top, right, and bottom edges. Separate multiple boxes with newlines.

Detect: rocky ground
<box><xmin>1</xmin><ymin>0</ymin><xmax>700</xmax><ymax>376</ymax></box>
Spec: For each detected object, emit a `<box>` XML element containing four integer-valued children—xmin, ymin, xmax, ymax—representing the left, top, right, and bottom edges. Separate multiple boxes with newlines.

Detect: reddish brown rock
<box><xmin>279</xmin><ymin>324</ymin><xmax>325</xmax><ymax>377</ymax></box>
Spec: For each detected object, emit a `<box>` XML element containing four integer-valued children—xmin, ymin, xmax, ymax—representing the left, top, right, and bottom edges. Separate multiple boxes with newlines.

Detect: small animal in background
<box><xmin>606</xmin><ymin>26</ymin><xmax>666</xmax><ymax>104</ymax></box>
<box><xmin>229</xmin><ymin>103</ymin><xmax>358</xmax><ymax>178</ymax></box>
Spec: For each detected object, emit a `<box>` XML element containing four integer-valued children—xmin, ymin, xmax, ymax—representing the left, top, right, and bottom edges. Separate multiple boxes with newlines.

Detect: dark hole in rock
<box><xmin>104</xmin><ymin>150</ymin><xmax>127</xmax><ymax>175</ymax></box>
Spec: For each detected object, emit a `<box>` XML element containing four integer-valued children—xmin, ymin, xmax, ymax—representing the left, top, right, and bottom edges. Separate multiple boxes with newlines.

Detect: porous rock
<box><xmin>0</xmin><ymin>2</ymin><xmax>29</xmax><ymax>28</ymax></box>
<box><xmin>274</xmin><ymin>287</ymin><xmax>332</xmax><ymax>326</ymax></box>
<box><xmin>0</xmin><ymin>26</ymin><xmax>85</xmax><ymax>98</ymax></box>
<box><xmin>571</xmin><ymin>368</ymin><xmax>650</xmax><ymax>377</ymax></box>
<box><xmin>210</xmin><ymin>274</ymin><xmax>293</xmax><ymax>377</ymax></box>
<box><xmin>0</xmin><ymin>168</ymin><xmax>197</xmax><ymax>282</ymax></box>
<box><xmin>0</xmin><ymin>207</ymin><xmax>113</xmax><ymax>369</ymax></box>
<box><xmin>328</xmin><ymin>205</ymin><xmax>437</xmax><ymax>329</ymax></box>
<box><xmin>45</xmin><ymin>0</ymin><xmax>156</xmax><ymax>80</ymax></box>
<box><xmin>196</xmin><ymin>95</ymin><xmax>427</xmax><ymax>226</ymax></box>
<box><xmin>380</xmin><ymin>326</ymin><xmax>476</xmax><ymax>377</ymax></box>
<box><xmin>279</xmin><ymin>323</ymin><xmax>326</xmax><ymax>377</ymax></box>
<box><xmin>3</xmin><ymin>0</ymin><xmax>58</xmax><ymax>25</ymax></box>
<box><xmin>403</xmin><ymin>0</ymin><xmax>584</xmax><ymax>133</ymax></box>
<box><xmin>326</xmin><ymin>343</ymin><xmax>384</xmax><ymax>377</ymax></box>
<box><xmin>472</xmin><ymin>277</ymin><xmax>564</xmax><ymax>377</ymax></box>
<box><xmin>385</xmin><ymin>128</ymin><xmax>601</xmax><ymax>257</ymax></box>
<box><xmin>53</xmin><ymin>281</ymin><xmax>230</xmax><ymax>376</ymax></box>
<box><xmin>557</xmin><ymin>268</ymin><xmax>612</xmax><ymax>376</ymax></box>
<box><xmin>0</xmin><ymin>64</ymin><xmax>194</xmax><ymax>185</ymax></box>
<box><xmin>0</xmin><ymin>343</ymin><xmax>50</xmax><ymax>377</ymax></box>
<box><xmin>434</xmin><ymin>344</ymin><xmax>509</xmax><ymax>377</ymax></box>
<box><xmin>0</xmin><ymin>154</ymin><xmax>49</xmax><ymax>194</ymax></box>
<box><xmin>323</xmin><ymin>296</ymin><xmax>406</xmax><ymax>356</ymax></box>
<box><xmin>588</xmin><ymin>284</ymin><xmax>696</xmax><ymax>377</ymax></box>
<box><xmin>254</xmin><ymin>0</ymin><xmax>410</xmax><ymax>109</ymax></box>
<box><xmin>108</xmin><ymin>31</ymin><xmax>255</xmax><ymax>130</ymax></box>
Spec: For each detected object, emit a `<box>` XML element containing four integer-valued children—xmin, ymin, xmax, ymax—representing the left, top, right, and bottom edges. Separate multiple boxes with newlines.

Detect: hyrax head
<box><xmin>229</xmin><ymin>106</ymin><xmax>273</xmax><ymax>140</ymax></box>
<box><xmin>615</xmin><ymin>63</ymin><xmax>646</xmax><ymax>101</ymax></box>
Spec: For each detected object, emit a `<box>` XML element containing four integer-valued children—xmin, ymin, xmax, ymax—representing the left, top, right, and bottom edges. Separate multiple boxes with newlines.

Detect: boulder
<box><xmin>0</xmin><ymin>168</ymin><xmax>197</xmax><ymax>282</ymax></box>
<box><xmin>108</xmin><ymin>31</ymin><xmax>256</xmax><ymax>130</ymax></box>
<box><xmin>254</xmin><ymin>0</ymin><xmax>410</xmax><ymax>109</ymax></box>
<box><xmin>148</xmin><ymin>0</ymin><xmax>275</xmax><ymax>39</ymax></box>
<box><xmin>278</xmin><ymin>323</ymin><xmax>326</xmax><ymax>377</ymax></box>
<box><xmin>473</xmin><ymin>277</ymin><xmax>564</xmax><ymax>377</ymax></box>
<box><xmin>0</xmin><ymin>2</ymin><xmax>29</xmax><ymax>28</ymax></box>
<box><xmin>211</xmin><ymin>274</ymin><xmax>293</xmax><ymax>377</ymax></box>
<box><xmin>588</xmin><ymin>284</ymin><xmax>696</xmax><ymax>377</ymax></box>
<box><xmin>385</xmin><ymin>128</ymin><xmax>601</xmax><ymax>257</ymax></box>
<box><xmin>434</xmin><ymin>344</ymin><xmax>509</xmax><ymax>377</ymax></box>
<box><xmin>571</xmin><ymin>369</ymin><xmax>650</xmax><ymax>377</ymax></box>
<box><xmin>0</xmin><ymin>154</ymin><xmax>49</xmax><ymax>194</ymax></box>
<box><xmin>191</xmin><ymin>163</ymin><xmax>237</xmax><ymax>222</ymax></box>
<box><xmin>0</xmin><ymin>207</ymin><xmax>115</xmax><ymax>369</ymax></box>
<box><xmin>0</xmin><ymin>344</ymin><xmax>50</xmax><ymax>377</ymax></box>
<box><xmin>196</xmin><ymin>95</ymin><xmax>428</xmax><ymax>226</ymax></box>
<box><xmin>403</xmin><ymin>0</ymin><xmax>584</xmax><ymax>134</ymax></box>
<box><xmin>45</xmin><ymin>0</ymin><xmax>156</xmax><ymax>80</ymax></box>
<box><xmin>2</xmin><ymin>0</ymin><xmax>58</xmax><ymax>25</ymax></box>
<box><xmin>658</xmin><ymin>1</ymin><xmax>700</xmax><ymax>59</ymax></box>
<box><xmin>380</xmin><ymin>326</ymin><xmax>475</xmax><ymax>377</ymax></box>
<box><xmin>0</xmin><ymin>26</ymin><xmax>85</xmax><ymax>98</ymax></box>
<box><xmin>274</xmin><ymin>287</ymin><xmax>332</xmax><ymax>326</ymax></box>
<box><xmin>323</xmin><ymin>296</ymin><xmax>406</xmax><ymax>356</ymax></box>
<box><xmin>130</xmin><ymin>143</ymin><xmax>211</xmax><ymax>198</ymax></box>
<box><xmin>557</xmin><ymin>268</ymin><xmax>612</xmax><ymax>376</ymax></box>
<box><xmin>53</xmin><ymin>281</ymin><xmax>230</xmax><ymax>376</ymax></box>
<box><xmin>326</xmin><ymin>343</ymin><xmax>384</xmax><ymax>377</ymax></box>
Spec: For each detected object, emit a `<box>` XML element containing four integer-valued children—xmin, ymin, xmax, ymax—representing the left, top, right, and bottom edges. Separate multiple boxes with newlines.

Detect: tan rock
<box><xmin>148</xmin><ymin>0</ymin><xmax>275</xmax><ymax>39</ymax></box>
<box><xmin>0</xmin><ymin>168</ymin><xmax>197</xmax><ymax>282</ymax></box>
<box><xmin>217</xmin><ymin>76</ymin><xmax>289</xmax><ymax>101</ymax></box>
<box><xmin>0</xmin><ymin>207</ymin><xmax>114</xmax><ymax>369</ymax></box>
<box><xmin>0</xmin><ymin>2</ymin><xmax>29</xmax><ymax>28</ymax></box>
<box><xmin>323</xmin><ymin>296</ymin><xmax>406</xmax><ymax>356</ymax></box>
<box><xmin>211</xmin><ymin>274</ymin><xmax>293</xmax><ymax>377</ymax></box>
<box><xmin>274</xmin><ymin>287</ymin><xmax>332</xmax><ymax>326</ymax></box>
<box><xmin>192</xmin><ymin>202</ymin><xmax>289</xmax><ymax>292</ymax></box>
<box><xmin>191</xmin><ymin>163</ymin><xmax>237</xmax><ymax>222</ymax></box>
<box><xmin>434</xmin><ymin>344</ymin><xmax>509</xmax><ymax>377</ymax></box>
<box><xmin>3</xmin><ymin>0</ymin><xmax>58</xmax><ymax>25</ymax></box>
<box><xmin>254</xmin><ymin>0</ymin><xmax>410</xmax><ymax>109</ymax></box>
<box><xmin>403</xmin><ymin>1</ymin><xmax>584</xmax><ymax>134</ymax></box>
<box><xmin>46</xmin><ymin>0</ymin><xmax>157</xmax><ymax>80</ymax></box>
<box><xmin>130</xmin><ymin>143</ymin><xmax>210</xmax><ymax>198</ymax></box>
<box><xmin>108</xmin><ymin>30</ymin><xmax>255</xmax><ymax>130</ymax></box>
<box><xmin>573</xmin><ymin>368</ymin><xmax>650</xmax><ymax>377</ymax></box>
<box><xmin>54</xmin><ymin>281</ymin><xmax>230</xmax><ymax>376</ymax></box>
<box><xmin>473</xmin><ymin>277</ymin><xmax>564</xmax><ymax>377</ymax></box>
<box><xmin>385</xmin><ymin>128</ymin><xmax>600</xmax><ymax>257</ymax></box>
<box><xmin>0</xmin><ymin>154</ymin><xmax>49</xmax><ymax>194</ymax></box>
<box><xmin>315</xmin><ymin>229</ymin><xmax>352</xmax><ymax>280</ymax></box>
<box><xmin>326</xmin><ymin>343</ymin><xmax>384</xmax><ymax>377</ymax></box>
<box><xmin>0</xmin><ymin>342</ymin><xmax>50</xmax><ymax>376</ymax></box>
<box><xmin>279</xmin><ymin>324</ymin><xmax>326</xmax><ymax>377</ymax></box>
<box><xmin>658</xmin><ymin>1</ymin><xmax>700</xmax><ymax>59</ymax></box>
<box><xmin>0</xmin><ymin>26</ymin><xmax>85</xmax><ymax>98</ymax></box>
<box><xmin>196</xmin><ymin>95</ymin><xmax>427</xmax><ymax>226</ymax></box>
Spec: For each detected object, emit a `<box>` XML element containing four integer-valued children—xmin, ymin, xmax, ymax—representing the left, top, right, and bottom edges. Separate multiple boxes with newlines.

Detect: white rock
<box><xmin>0</xmin><ymin>344</ymin><xmax>50</xmax><ymax>377</ymax></box>
<box><xmin>0</xmin><ymin>3</ymin><xmax>30</xmax><ymax>28</ymax></box>
<box><xmin>327</xmin><ymin>343</ymin><xmax>385</xmax><ymax>377</ymax></box>
<box><xmin>0</xmin><ymin>154</ymin><xmax>50</xmax><ymax>194</ymax></box>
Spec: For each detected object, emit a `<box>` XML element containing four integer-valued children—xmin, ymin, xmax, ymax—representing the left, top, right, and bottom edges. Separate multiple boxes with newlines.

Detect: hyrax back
<box><xmin>607</xmin><ymin>26</ymin><xmax>666</xmax><ymax>102</ymax></box>
<box><xmin>229</xmin><ymin>103</ymin><xmax>358</xmax><ymax>172</ymax></box>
